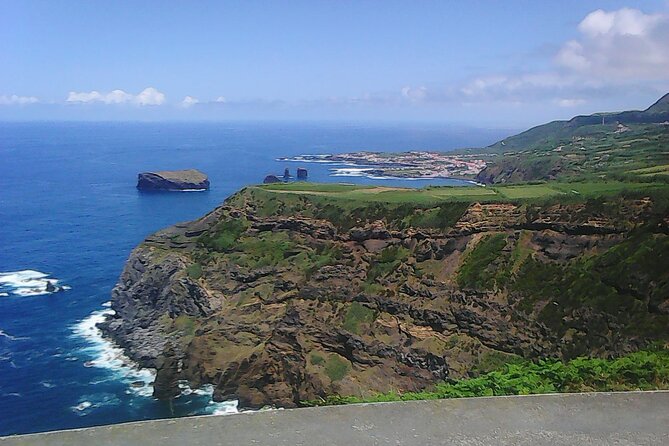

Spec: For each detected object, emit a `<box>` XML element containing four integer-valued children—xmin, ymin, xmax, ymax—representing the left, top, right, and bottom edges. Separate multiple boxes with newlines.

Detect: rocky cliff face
<box><xmin>137</xmin><ymin>169</ymin><xmax>210</xmax><ymax>191</ymax></box>
<box><xmin>100</xmin><ymin>187</ymin><xmax>669</xmax><ymax>409</ymax></box>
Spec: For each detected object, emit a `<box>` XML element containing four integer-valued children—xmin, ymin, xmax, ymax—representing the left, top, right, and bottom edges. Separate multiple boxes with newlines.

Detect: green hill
<box><xmin>474</xmin><ymin>93</ymin><xmax>669</xmax><ymax>184</ymax></box>
<box><xmin>488</xmin><ymin>93</ymin><xmax>669</xmax><ymax>153</ymax></box>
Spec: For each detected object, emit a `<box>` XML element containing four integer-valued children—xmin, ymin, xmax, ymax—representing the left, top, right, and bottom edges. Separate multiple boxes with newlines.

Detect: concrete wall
<box><xmin>2</xmin><ymin>391</ymin><xmax>668</xmax><ymax>446</ymax></box>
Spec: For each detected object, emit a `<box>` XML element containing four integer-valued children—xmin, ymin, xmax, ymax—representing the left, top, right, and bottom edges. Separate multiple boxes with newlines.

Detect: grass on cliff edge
<box><xmin>302</xmin><ymin>346</ymin><xmax>669</xmax><ymax>407</ymax></box>
<box><xmin>259</xmin><ymin>180</ymin><xmax>664</xmax><ymax>204</ymax></box>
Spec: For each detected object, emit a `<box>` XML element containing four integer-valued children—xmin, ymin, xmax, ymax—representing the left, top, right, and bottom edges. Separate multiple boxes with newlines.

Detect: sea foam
<box><xmin>72</xmin><ymin>308</ymin><xmax>155</xmax><ymax>398</ymax></box>
<box><xmin>0</xmin><ymin>270</ymin><xmax>70</xmax><ymax>297</ymax></box>
<box><xmin>73</xmin><ymin>306</ymin><xmax>238</xmax><ymax>415</ymax></box>
<box><xmin>329</xmin><ymin>167</ymin><xmax>423</xmax><ymax>180</ymax></box>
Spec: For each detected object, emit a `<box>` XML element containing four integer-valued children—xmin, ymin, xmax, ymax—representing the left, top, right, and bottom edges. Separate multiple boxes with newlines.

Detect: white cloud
<box><xmin>0</xmin><ymin>94</ymin><xmax>39</xmax><ymax>105</ymax></box>
<box><xmin>181</xmin><ymin>96</ymin><xmax>199</xmax><ymax>108</ymax></box>
<box><xmin>457</xmin><ymin>72</ymin><xmax>579</xmax><ymax>102</ymax></box>
<box><xmin>135</xmin><ymin>87</ymin><xmax>165</xmax><ymax>106</ymax></box>
<box><xmin>578</xmin><ymin>8</ymin><xmax>664</xmax><ymax>37</ymax></box>
<box><xmin>401</xmin><ymin>7</ymin><xmax>669</xmax><ymax>107</ymax></box>
<box><xmin>66</xmin><ymin>87</ymin><xmax>166</xmax><ymax>106</ymax></box>
<box><xmin>555</xmin><ymin>8</ymin><xmax>669</xmax><ymax>80</ymax></box>
<box><xmin>66</xmin><ymin>91</ymin><xmax>104</xmax><ymax>103</ymax></box>
<box><xmin>401</xmin><ymin>86</ymin><xmax>427</xmax><ymax>102</ymax></box>
<box><xmin>215</xmin><ymin>96</ymin><xmax>227</xmax><ymax>103</ymax></box>
<box><xmin>555</xmin><ymin>98</ymin><xmax>586</xmax><ymax>107</ymax></box>
<box><xmin>106</xmin><ymin>89</ymin><xmax>134</xmax><ymax>104</ymax></box>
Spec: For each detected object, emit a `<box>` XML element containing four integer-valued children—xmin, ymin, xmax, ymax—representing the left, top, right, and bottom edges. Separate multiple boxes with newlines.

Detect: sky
<box><xmin>1</xmin><ymin>0</ymin><xmax>669</xmax><ymax>127</ymax></box>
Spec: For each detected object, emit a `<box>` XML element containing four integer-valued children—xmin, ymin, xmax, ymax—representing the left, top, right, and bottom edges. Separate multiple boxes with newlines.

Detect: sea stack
<box><xmin>137</xmin><ymin>169</ymin><xmax>209</xmax><ymax>191</ymax></box>
<box><xmin>297</xmin><ymin>168</ymin><xmax>308</xmax><ymax>180</ymax></box>
<box><xmin>283</xmin><ymin>168</ymin><xmax>291</xmax><ymax>181</ymax></box>
<box><xmin>263</xmin><ymin>175</ymin><xmax>281</xmax><ymax>184</ymax></box>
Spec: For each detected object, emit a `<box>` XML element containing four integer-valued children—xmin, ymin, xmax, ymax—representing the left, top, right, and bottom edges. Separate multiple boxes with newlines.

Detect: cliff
<box><xmin>137</xmin><ymin>169</ymin><xmax>210</xmax><ymax>191</ymax></box>
<box><xmin>100</xmin><ymin>183</ymin><xmax>669</xmax><ymax>409</ymax></box>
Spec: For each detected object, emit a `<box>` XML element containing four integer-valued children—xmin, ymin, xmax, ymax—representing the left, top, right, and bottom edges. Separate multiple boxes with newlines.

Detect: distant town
<box><xmin>278</xmin><ymin>151</ymin><xmax>487</xmax><ymax>179</ymax></box>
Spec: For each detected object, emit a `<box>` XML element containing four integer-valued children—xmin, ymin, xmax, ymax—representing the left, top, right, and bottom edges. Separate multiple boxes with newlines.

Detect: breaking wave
<box><xmin>0</xmin><ymin>270</ymin><xmax>70</xmax><ymax>297</ymax></box>
<box><xmin>72</xmin><ymin>306</ymin><xmax>238</xmax><ymax>415</ymax></box>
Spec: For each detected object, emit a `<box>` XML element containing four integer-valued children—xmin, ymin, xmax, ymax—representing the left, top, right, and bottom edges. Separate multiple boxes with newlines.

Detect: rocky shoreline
<box><xmin>279</xmin><ymin>151</ymin><xmax>486</xmax><ymax>179</ymax></box>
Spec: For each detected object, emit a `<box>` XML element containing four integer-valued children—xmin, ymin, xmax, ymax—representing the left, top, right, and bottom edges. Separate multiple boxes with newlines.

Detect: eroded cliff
<box><xmin>100</xmin><ymin>185</ymin><xmax>669</xmax><ymax>409</ymax></box>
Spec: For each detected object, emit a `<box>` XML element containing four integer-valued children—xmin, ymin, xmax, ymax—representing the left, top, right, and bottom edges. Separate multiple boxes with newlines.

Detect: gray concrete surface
<box><xmin>1</xmin><ymin>391</ymin><xmax>668</xmax><ymax>445</ymax></box>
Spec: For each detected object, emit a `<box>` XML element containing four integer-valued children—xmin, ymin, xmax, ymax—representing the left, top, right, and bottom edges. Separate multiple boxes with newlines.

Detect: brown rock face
<box><xmin>137</xmin><ymin>169</ymin><xmax>210</xmax><ymax>191</ymax></box>
<box><xmin>101</xmin><ymin>188</ymin><xmax>669</xmax><ymax>409</ymax></box>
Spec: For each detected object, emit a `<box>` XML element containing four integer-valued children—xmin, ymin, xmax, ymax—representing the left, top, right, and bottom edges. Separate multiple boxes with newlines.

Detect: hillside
<box><xmin>488</xmin><ymin>93</ymin><xmax>669</xmax><ymax>152</ymax></box>
<box><xmin>474</xmin><ymin>94</ymin><xmax>669</xmax><ymax>184</ymax></box>
<box><xmin>100</xmin><ymin>182</ymin><xmax>669</xmax><ymax>409</ymax></box>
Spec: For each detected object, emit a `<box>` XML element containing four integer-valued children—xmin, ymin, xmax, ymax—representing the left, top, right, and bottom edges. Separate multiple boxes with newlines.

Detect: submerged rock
<box><xmin>137</xmin><ymin>169</ymin><xmax>209</xmax><ymax>191</ymax></box>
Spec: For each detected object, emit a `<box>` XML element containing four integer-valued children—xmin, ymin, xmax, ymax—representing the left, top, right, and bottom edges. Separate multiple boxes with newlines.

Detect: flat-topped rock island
<box><xmin>137</xmin><ymin>169</ymin><xmax>210</xmax><ymax>191</ymax></box>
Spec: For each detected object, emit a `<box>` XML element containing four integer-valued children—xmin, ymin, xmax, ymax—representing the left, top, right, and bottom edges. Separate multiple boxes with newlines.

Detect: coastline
<box><xmin>277</xmin><ymin>151</ymin><xmax>485</xmax><ymax>182</ymax></box>
<box><xmin>72</xmin><ymin>305</ymin><xmax>238</xmax><ymax>417</ymax></box>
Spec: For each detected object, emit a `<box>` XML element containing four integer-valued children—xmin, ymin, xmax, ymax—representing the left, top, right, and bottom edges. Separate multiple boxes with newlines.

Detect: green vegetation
<box><xmin>325</xmin><ymin>355</ymin><xmax>350</xmax><ymax>381</ymax></box>
<box><xmin>310</xmin><ymin>352</ymin><xmax>325</xmax><ymax>365</ymax></box>
<box><xmin>474</xmin><ymin>121</ymin><xmax>669</xmax><ymax>184</ymax></box>
<box><xmin>299</xmin><ymin>243</ymin><xmax>343</xmax><ymax>279</ymax></box>
<box><xmin>403</xmin><ymin>202</ymin><xmax>471</xmax><ymax>230</ymax></box>
<box><xmin>360</xmin><ymin>282</ymin><xmax>386</xmax><ymax>295</ymax></box>
<box><xmin>199</xmin><ymin>219</ymin><xmax>248</xmax><ymax>252</ymax></box>
<box><xmin>172</xmin><ymin>315</ymin><xmax>196</xmax><ymax>336</ymax></box>
<box><xmin>342</xmin><ymin>302</ymin><xmax>376</xmax><ymax>334</ymax></box>
<box><xmin>495</xmin><ymin>184</ymin><xmax>561</xmax><ymax>199</ymax></box>
<box><xmin>550</xmin><ymin>181</ymin><xmax>662</xmax><ymax>196</ymax></box>
<box><xmin>255</xmin><ymin>180</ymin><xmax>663</xmax><ymax>210</ymax></box>
<box><xmin>234</xmin><ymin>232</ymin><xmax>297</xmax><ymax>268</ymax></box>
<box><xmin>471</xmin><ymin>351</ymin><xmax>523</xmax><ymax>375</ymax></box>
<box><xmin>508</xmin><ymin>230</ymin><xmax>532</xmax><ymax>274</ymax></box>
<box><xmin>367</xmin><ymin>246</ymin><xmax>410</xmax><ymax>281</ymax></box>
<box><xmin>630</xmin><ymin>164</ymin><xmax>669</xmax><ymax>177</ymax></box>
<box><xmin>186</xmin><ymin>263</ymin><xmax>202</xmax><ymax>280</ymax></box>
<box><xmin>303</xmin><ymin>346</ymin><xmax>669</xmax><ymax>406</ymax></box>
<box><xmin>457</xmin><ymin>234</ymin><xmax>507</xmax><ymax>289</ymax></box>
<box><xmin>513</xmin><ymin>231</ymin><xmax>669</xmax><ymax>357</ymax></box>
<box><xmin>262</xmin><ymin>182</ymin><xmax>374</xmax><ymax>193</ymax></box>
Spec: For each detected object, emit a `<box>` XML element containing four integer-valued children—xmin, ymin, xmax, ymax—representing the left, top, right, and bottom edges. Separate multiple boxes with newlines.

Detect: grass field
<box><xmin>630</xmin><ymin>164</ymin><xmax>669</xmax><ymax>176</ymax></box>
<box><xmin>494</xmin><ymin>184</ymin><xmax>562</xmax><ymax>199</ymax></box>
<box><xmin>257</xmin><ymin>180</ymin><xmax>664</xmax><ymax>204</ymax></box>
<box><xmin>261</xmin><ymin>182</ymin><xmax>374</xmax><ymax>192</ymax></box>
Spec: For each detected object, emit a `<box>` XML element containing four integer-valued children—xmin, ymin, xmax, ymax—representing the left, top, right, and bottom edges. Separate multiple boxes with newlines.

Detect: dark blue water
<box><xmin>0</xmin><ymin>121</ymin><xmax>509</xmax><ymax>435</ymax></box>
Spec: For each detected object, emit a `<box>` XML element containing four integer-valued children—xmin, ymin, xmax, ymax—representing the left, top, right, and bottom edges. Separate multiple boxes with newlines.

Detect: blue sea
<box><xmin>0</xmin><ymin>121</ymin><xmax>510</xmax><ymax>435</ymax></box>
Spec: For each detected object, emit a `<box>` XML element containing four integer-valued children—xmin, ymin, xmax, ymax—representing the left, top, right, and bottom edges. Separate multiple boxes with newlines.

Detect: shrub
<box><xmin>310</xmin><ymin>353</ymin><xmax>325</xmax><ymax>365</ymax></box>
<box><xmin>342</xmin><ymin>302</ymin><xmax>376</xmax><ymax>334</ymax></box>
<box><xmin>325</xmin><ymin>355</ymin><xmax>350</xmax><ymax>381</ymax></box>
<box><xmin>302</xmin><ymin>346</ymin><xmax>669</xmax><ymax>406</ymax></box>
<box><xmin>186</xmin><ymin>263</ymin><xmax>202</xmax><ymax>280</ymax></box>
<box><xmin>457</xmin><ymin>234</ymin><xmax>507</xmax><ymax>289</ymax></box>
<box><xmin>367</xmin><ymin>246</ymin><xmax>410</xmax><ymax>281</ymax></box>
<box><xmin>199</xmin><ymin>219</ymin><xmax>248</xmax><ymax>252</ymax></box>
